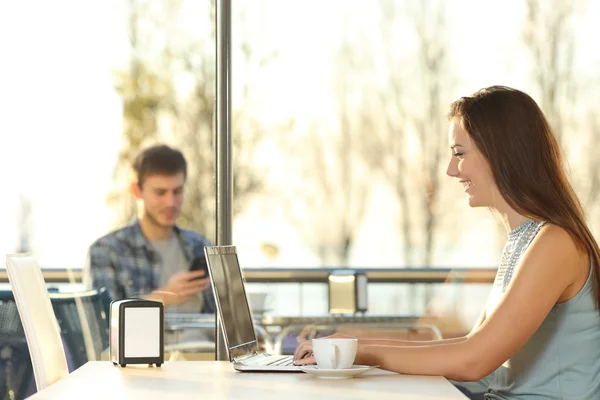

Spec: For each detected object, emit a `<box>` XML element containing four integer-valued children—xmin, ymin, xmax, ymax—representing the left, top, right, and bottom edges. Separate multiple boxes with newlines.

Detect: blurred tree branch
<box><xmin>522</xmin><ymin>0</ymin><xmax>600</xmax><ymax>217</ymax></box>
<box><xmin>367</xmin><ymin>0</ymin><xmax>451</xmax><ymax>268</ymax></box>
<box><xmin>107</xmin><ymin>0</ymin><xmax>271</xmax><ymax>240</ymax></box>
<box><xmin>412</xmin><ymin>0</ymin><xmax>449</xmax><ymax>268</ymax></box>
<box><xmin>523</xmin><ymin>0</ymin><xmax>578</xmax><ymax>143</ymax></box>
<box><xmin>361</xmin><ymin>0</ymin><xmax>413</xmax><ymax>266</ymax></box>
<box><xmin>282</xmin><ymin>26</ymin><xmax>373</xmax><ymax>266</ymax></box>
<box><xmin>16</xmin><ymin>193</ymin><xmax>33</xmax><ymax>253</ymax></box>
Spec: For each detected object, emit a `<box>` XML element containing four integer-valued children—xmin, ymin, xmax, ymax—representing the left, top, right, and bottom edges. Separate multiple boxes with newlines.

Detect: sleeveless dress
<box><xmin>454</xmin><ymin>220</ymin><xmax>600</xmax><ymax>399</ymax></box>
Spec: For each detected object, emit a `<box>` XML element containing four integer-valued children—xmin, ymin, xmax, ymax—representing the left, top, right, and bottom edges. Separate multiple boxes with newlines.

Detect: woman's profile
<box><xmin>294</xmin><ymin>86</ymin><xmax>600</xmax><ymax>399</ymax></box>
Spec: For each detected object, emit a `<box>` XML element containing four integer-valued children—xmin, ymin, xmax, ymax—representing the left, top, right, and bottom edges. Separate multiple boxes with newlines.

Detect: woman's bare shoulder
<box><xmin>530</xmin><ymin>223</ymin><xmax>589</xmax><ymax>294</ymax></box>
<box><xmin>537</xmin><ymin>223</ymin><xmax>582</xmax><ymax>254</ymax></box>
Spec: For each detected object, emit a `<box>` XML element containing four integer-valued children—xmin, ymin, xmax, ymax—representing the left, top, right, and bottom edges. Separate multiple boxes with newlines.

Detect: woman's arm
<box><xmin>294</xmin><ymin>333</ymin><xmax>469</xmax><ymax>363</ymax></box>
<box><xmin>469</xmin><ymin>307</ymin><xmax>486</xmax><ymax>336</ymax></box>
<box><xmin>357</xmin><ymin>336</ymin><xmax>467</xmax><ymax>346</ymax></box>
<box><xmin>294</xmin><ymin>287</ymin><xmax>488</xmax><ymax>361</ymax></box>
<box><xmin>358</xmin><ymin>306</ymin><xmax>487</xmax><ymax>346</ymax></box>
<box><xmin>353</xmin><ymin>225</ymin><xmax>583</xmax><ymax>381</ymax></box>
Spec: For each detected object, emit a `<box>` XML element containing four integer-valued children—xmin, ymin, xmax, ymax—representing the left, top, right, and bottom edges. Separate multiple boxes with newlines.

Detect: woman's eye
<box><xmin>453</xmin><ymin>152</ymin><xmax>464</xmax><ymax>157</ymax></box>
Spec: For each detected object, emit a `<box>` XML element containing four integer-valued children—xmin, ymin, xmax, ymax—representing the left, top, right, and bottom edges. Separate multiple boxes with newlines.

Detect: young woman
<box><xmin>294</xmin><ymin>86</ymin><xmax>600</xmax><ymax>399</ymax></box>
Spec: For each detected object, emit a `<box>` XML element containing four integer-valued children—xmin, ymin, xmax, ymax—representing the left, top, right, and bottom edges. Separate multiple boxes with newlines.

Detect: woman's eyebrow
<box><xmin>450</xmin><ymin>144</ymin><xmax>464</xmax><ymax>149</ymax></box>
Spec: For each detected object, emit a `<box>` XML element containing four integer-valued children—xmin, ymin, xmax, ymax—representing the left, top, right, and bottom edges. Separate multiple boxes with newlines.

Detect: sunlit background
<box><xmin>1</xmin><ymin>0</ymin><xmax>600</xmax><ymax>326</ymax></box>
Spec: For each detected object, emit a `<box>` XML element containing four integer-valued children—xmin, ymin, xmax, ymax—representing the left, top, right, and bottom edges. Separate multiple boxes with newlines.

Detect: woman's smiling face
<box><xmin>446</xmin><ymin>119</ymin><xmax>498</xmax><ymax>208</ymax></box>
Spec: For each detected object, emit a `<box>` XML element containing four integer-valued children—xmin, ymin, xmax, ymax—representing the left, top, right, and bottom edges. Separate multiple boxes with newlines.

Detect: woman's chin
<box><xmin>467</xmin><ymin>195</ymin><xmax>484</xmax><ymax>208</ymax></box>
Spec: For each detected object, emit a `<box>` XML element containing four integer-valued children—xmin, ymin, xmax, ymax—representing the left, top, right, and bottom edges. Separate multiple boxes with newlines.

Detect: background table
<box><xmin>29</xmin><ymin>361</ymin><xmax>467</xmax><ymax>399</ymax></box>
<box><xmin>163</xmin><ymin>313</ymin><xmax>438</xmax><ymax>355</ymax></box>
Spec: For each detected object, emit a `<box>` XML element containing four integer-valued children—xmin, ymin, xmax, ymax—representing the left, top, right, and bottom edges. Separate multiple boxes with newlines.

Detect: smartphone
<box><xmin>189</xmin><ymin>256</ymin><xmax>208</xmax><ymax>279</ymax></box>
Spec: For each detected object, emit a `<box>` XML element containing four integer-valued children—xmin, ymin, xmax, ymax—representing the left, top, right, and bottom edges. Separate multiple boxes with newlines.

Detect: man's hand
<box><xmin>148</xmin><ymin>270</ymin><xmax>210</xmax><ymax>306</ymax></box>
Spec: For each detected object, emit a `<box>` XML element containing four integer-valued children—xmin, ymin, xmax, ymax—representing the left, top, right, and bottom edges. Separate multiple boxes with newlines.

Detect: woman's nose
<box><xmin>446</xmin><ymin>159</ymin><xmax>458</xmax><ymax>177</ymax></box>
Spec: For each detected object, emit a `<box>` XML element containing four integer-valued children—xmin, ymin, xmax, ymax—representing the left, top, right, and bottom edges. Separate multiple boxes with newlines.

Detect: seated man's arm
<box><xmin>84</xmin><ymin>243</ymin><xmax>123</xmax><ymax>301</ymax></box>
<box><xmin>195</xmin><ymin>239</ymin><xmax>216</xmax><ymax>313</ymax></box>
<box><xmin>146</xmin><ymin>270</ymin><xmax>209</xmax><ymax>306</ymax></box>
<box><xmin>201</xmin><ymin>284</ymin><xmax>216</xmax><ymax>313</ymax></box>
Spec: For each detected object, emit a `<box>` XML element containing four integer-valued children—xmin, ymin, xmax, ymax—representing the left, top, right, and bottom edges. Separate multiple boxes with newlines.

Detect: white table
<box><xmin>29</xmin><ymin>361</ymin><xmax>467</xmax><ymax>399</ymax></box>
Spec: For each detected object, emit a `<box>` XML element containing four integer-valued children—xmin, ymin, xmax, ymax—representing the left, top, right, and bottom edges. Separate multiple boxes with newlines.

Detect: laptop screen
<box><xmin>204</xmin><ymin>246</ymin><xmax>257</xmax><ymax>356</ymax></box>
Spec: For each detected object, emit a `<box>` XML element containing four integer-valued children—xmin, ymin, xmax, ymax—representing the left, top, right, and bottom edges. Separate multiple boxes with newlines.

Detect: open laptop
<box><xmin>203</xmin><ymin>245</ymin><xmax>301</xmax><ymax>372</ymax></box>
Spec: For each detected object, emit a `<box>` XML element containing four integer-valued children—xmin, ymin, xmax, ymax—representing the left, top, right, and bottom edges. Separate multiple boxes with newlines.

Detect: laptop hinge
<box><xmin>233</xmin><ymin>351</ymin><xmax>261</xmax><ymax>363</ymax></box>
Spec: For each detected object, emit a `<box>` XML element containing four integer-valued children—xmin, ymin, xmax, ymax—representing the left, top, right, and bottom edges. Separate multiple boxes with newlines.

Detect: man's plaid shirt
<box><xmin>83</xmin><ymin>220</ymin><xmax>216</xmax><ymax>313</ymax></box>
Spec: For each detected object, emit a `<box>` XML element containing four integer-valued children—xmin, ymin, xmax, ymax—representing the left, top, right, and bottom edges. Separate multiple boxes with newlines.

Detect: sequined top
<box><xmin>483</xmin><ymin>220</ymin><xmax>600</xmax><ymax>399</ymax></box>
<box><xmin>485</xmin><ymin>219</ymin><xmax>547</xmax><ymax>312</ymax></box>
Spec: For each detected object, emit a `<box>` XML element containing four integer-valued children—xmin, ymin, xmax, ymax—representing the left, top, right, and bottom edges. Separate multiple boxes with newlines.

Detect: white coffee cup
<box><xmin>312</xmin><ymin>338</ymin><xmax>357</xmax><ymax>369</ymax></box>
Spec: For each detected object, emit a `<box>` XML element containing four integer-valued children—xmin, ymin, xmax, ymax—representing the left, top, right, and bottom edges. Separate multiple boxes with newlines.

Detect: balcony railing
<box><xmin>0</xmin><ymin>267</ymin><xmax>497</xmax><ymax>285</ymax></box>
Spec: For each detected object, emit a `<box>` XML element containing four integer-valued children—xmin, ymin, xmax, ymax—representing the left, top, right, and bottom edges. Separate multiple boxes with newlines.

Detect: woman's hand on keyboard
<box><xmin>293</xmin><ymin>333</ymin><xmax>355</xmax><ymax>365</ymax></box>
<box><xmin>293</xmin><ymin>341</ymin><xmax>314</xmax><ymax>366</ymax></box>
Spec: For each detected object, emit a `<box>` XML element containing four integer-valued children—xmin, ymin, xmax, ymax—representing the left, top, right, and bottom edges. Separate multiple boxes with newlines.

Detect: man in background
<box><xmin>83</xmin><ymin>144</ymin><xmax>215</xmax><ymax>314</ymax></box>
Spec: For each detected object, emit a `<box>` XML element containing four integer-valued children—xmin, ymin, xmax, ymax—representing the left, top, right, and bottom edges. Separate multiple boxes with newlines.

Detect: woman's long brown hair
<box><xmin>448</xmin><ymin>85</ymin><xmax>600</xmax><ymax>309</ymax></box>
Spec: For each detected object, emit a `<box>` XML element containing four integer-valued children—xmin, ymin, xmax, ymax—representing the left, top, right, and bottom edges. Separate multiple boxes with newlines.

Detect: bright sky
<box><xmin>0</xmin><ymin>0</ymin><xmax>599</xmax><ymax>268</ymax></box>
<box><xmin>0</xmin><ymin>0</ymin><xmax>125</xmax><ymax>267</ymax></box>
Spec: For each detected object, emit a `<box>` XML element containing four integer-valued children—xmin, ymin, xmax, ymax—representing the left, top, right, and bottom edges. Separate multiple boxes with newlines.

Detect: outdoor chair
<box><xmin>0</xmin><ymin>290</ymin><xmax>35</xmax><ymax>400</ymax></box>
<box><xmin>5</xmin><ymin>254</ymin><xmax>69</xmax><ymax>391</ymax></box>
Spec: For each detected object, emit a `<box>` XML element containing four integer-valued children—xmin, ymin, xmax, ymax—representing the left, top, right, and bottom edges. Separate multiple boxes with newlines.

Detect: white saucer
<box><xmin>300</xmin><ymin>365</ymin><xmax>376</xmax><ymax>379</ymax></box>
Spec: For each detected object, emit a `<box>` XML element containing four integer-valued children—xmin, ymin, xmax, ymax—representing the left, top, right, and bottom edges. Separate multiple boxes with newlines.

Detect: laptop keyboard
<box><xmin>243</xmin><ymin>355</ymin><xmax>295</xmax><ymax>367</ymax></box>
<box><xmin>266</xmin><ymin>356</ymin><xmax>295</xmax><ymax>367</ymax></box>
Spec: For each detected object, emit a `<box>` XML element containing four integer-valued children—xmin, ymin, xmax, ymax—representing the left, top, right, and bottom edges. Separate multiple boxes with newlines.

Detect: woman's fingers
<box><xmin>294</xmin><ymin>341</ymin><xmax>313</xmax><ymax>361</ymax></box>
<box><xmin>294</xmin><ymin>354</ymin><xmax>316</xmax><ymax>366</ymax></box>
